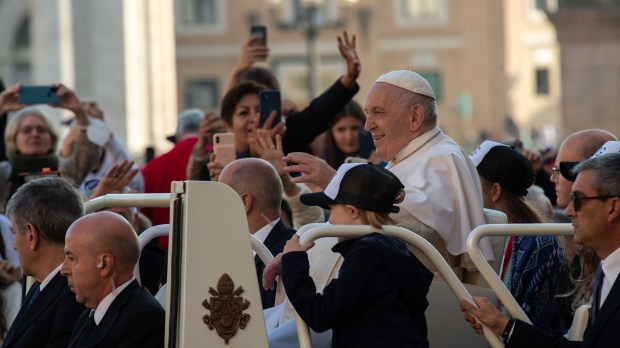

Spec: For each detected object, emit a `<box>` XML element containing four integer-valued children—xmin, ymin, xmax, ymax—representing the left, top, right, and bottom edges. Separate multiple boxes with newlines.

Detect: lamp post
<box><xmin>267</xmin><ymin>0</ymin><xmax>356</xmax><ymax>100</ymax></box>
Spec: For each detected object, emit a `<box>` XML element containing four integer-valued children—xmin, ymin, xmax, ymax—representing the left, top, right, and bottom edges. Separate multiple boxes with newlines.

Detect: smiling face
<box><xmin>364</xmin><ymin>83</ymin><xmax>416</xmax><ymax>161</ymax></box>
<box><xmin>331</xmin><ymin>115</ymin><xmax>362</xmax><ymax>155</ymax></box>
<box><xmin>225</xmin><ymin>93</ymin><xmax>259</xmax><ymax>153</ymax></box>
<box><xmin>15</xmin><ymin>115</ymin><xmax>53</xmax><ymax>156</ymax></box>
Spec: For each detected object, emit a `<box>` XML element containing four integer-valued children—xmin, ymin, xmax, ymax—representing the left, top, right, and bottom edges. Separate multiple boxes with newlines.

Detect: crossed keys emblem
<box><xmin>202</xmin><ymin>273</ymin><xmax>251</xmax><ymax>344</ymax></box>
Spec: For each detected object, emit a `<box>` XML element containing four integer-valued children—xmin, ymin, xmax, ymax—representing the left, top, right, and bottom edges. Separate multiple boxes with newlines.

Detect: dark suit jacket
<box><xmin>508</xmin><ymin>272</ymin><xmax>620</xmax><ymax>348</ymax></box>
<box><xmin>67</xmin><ymin>279</ymin><xmax>164</xmax><ymax>348</ymax></box>
<box><xmin>255</xmin><ymin>220</ymin><xmax>296</xmax><ymax>309</ymax></box>
<box><xmin>2</xmin><ymin>272</ymin><xmax>84</xmax><ymax>348</ymax></box>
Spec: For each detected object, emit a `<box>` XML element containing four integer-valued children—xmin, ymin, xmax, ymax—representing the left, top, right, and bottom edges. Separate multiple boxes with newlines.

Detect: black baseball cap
<box><xmin>300</xmin><ymin>163</ymin><xmax>404</xmax><ymax>213</ymax></box>
<box><xmin>470</xmin><ymin>140</ymin><xmax>533</xmax><ymax>196</ymax></box>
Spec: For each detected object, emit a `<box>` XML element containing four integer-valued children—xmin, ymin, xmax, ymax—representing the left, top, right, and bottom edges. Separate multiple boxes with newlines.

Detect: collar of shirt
<box><xmin>252</xmin><ymin>218</ymin><xmax>280</xmax><ymax>257</ymax></box>
<box><xmin>601</xmin><ymin>247</ymin><xmax>620</xmax><ymax>306</ymax></box>
<box><xmin>40</xmin><ymin>264</ymin><xmax>63</xmax><ymax>291</ymax></box>
<box><xmin>386</xmin><ymin>126</ymin><xmax>441</xmax><ymax>167</ymax></box>
<box><xmin>93</xmin><ymin>277</ymin><xmax>135</xmax><ymax>325</ymax></box>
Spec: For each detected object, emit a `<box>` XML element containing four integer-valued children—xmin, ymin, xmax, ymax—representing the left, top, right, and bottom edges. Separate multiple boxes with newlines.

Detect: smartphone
<box><xmin>213</xmin><ymin>133</ymin><xmax>236</xmax><ymax>167</ymax></box>
<box><xmin>18</xmin><ymin>85</ymin><xmax>60</xmax><ymax>105</ymax></box>
<box><xmin>18</xmin><ymin>169</ymin><xmax>60</xmax><ymax>186</ymax></box>
<box><xmin>344</xmin><ymin>157</ymin><xmax>369</xmax><ymax>164</ymax></box>
<box><xmin>259</xmin><ymin>90</ymin><xmax>281</xmax><ymax>128</ymax></box>
<box><xmin>250</xmin><ymin>25</ymin><xmax>267</xmax><ymax>46</ymax></box>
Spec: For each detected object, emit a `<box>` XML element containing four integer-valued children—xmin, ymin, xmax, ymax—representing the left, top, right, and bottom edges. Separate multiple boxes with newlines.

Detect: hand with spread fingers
<box><xmin>338</xmin><ymin>30</ymin><xmax>361</xmax><ymax>90</ymax></box>
<box><xmin>251</xmin><ymin>129</ymin><xmax>285</xmax><ymax>174</ymax></box>
<box><xmin>249</xmin><ymin>111</ymin><xmax>286</xmax><ymax>157</ymax></box>
<box><xmin>91</xmin><ymin>160</ymin><xmax>139</xmax><ymax>198</ymax></box>
<box><xmin>283</xmin><ymin>152</ymin><xmax>336</xmax><ymax>190</ymax></box>
<box><xmin>0</xmin><ymin>83</ymin><xmax>25</xmax><ymax>115</ymax></box>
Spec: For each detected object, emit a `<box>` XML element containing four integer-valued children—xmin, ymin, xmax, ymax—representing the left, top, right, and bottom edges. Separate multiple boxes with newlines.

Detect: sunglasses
<box><xmin>570</xmin><ymin>192</ymin><xmax>617</xmax><ymax>211</ymax></box>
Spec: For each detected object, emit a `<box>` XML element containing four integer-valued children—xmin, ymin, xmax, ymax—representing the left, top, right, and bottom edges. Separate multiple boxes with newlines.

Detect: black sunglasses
<box><xmin>570</xmin><ymin>192</ymin><xmax>617</xmax><ymax>211</ymax></box>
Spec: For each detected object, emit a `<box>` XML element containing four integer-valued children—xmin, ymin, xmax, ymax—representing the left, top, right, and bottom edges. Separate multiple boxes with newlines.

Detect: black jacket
<box><xmin>2</xmin><ymin>273</ymin><xmax>85</xmax><ymax>348</ymax></box>
<box><xmin>67</xmin><ymin>280</ymin><xmax>164</xmax><ymax>348</ymax></box>
<box><xmin>282</xmin><ymin>78</ymin><xmax>359</xmax><ymax>155</ymax></box>
<box><xmin>507</xmin><ymin>269</ymin><xmax>620</xmax><ymax>348</ymax></box>
<box><xmin>282</xmin><ymin>233</ymin><xmax>433</xmax><ymax>348</ymax></box>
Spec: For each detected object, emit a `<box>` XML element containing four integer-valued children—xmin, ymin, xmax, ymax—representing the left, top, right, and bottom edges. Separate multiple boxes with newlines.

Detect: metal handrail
<box><xmin>466</xmin><ymin>223</ymin><xmax>574</xmax><ymax>325</ymax></box>
<box><xmin>294</xmin><ymin>224</ymin><xmax>504</xmax><ymax>348</ymax></box>
<box><xmin>84</xmin><ymin>193</ymin><xmax>170</xmax><ymax>213</ymax></box>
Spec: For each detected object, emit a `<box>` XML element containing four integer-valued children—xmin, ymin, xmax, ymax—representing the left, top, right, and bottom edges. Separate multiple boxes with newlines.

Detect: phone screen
<box><xmin>18</xmin><ymin>86</ymin><xmax>60</xmax><ymax>105</ymax></box>
<box><xmin>250</xmin><ymin>25</ymin><xmax>267</xmax><ymax>46</ymax></box>
<box><xmin>259</xmin><ymin>90</ymin><xmax>281</xmax><ymax>128</ymax></box>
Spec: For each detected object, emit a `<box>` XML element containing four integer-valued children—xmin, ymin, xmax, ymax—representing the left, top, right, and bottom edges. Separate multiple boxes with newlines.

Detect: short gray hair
<box><xmin>176</xmin><ymin>108</ymin><xmax>203</xmax><ymax>135</ymax></box>
<box><xmin>573</xmin><ymin>153</ymin><xmax>620</xmax><ymax>196</ymax></box>
<box><xmin>399</xmin><ymin>90</ymin><xmax>438</xmax><ymax>125</ymax></box>
<box><xmin>6</xmin><ymin>177</ymin><xmax>84</xmax><ymax>245</ymax></box>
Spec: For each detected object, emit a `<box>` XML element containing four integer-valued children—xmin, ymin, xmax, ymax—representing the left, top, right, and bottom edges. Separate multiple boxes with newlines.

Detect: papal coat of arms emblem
<box><xmin>202</xmin><ymin>273</ymin><xmax>251</xmax><ymax>344</ymax></box>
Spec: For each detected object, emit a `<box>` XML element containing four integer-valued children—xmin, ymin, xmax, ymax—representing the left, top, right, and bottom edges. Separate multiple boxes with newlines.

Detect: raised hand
<box><xmin>338</xmin><ymin>30</ymin><xmax>361</xmax><ymax>89</ymax></box>
<box><xmin>283</xmin><ymin>152</ymin><xmax>336</xmax><ymax>190</ymax></box>
<box><xmin>0</xmin><ymin>83</ymin><xmax>25</xmax><ymax>115</ymax></box>
<box><xmin>91</xmin><ymin>160</ymin><xmax>139</xmax><ymax>198</ymax></box>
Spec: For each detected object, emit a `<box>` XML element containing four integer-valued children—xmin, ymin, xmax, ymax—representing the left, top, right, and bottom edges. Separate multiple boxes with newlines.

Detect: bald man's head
<box><xmin>219</xmin><ymin>158</ymin><xmax>283</xmax><ymax>214</ymax></box>
<box><xmin>67</xmin><ymin>211</ymin><xmax>140</xmax><ymax>272</ymax></box>
<box><xmin>553</xmin><ymin>129</ymin><xmax>617</xmax><ymax>207</ymax></box>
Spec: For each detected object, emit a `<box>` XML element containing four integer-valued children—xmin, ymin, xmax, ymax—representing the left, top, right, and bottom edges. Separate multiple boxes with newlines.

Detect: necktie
<box><xmin>591</xmin><ymin>265</ymin><xmax>604</xmax><ymax>324</ymax></box>
<box><xmin>73</xmin><ymin>310</ymin><xmax>97</xmax><ymax>347</ymax></box>
<box><xmin>26</xmin><ymin>283</ymin><xmax>41</xmax><ymax>309</ymax></box>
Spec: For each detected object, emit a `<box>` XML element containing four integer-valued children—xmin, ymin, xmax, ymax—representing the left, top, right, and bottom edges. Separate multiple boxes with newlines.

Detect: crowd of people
<box><xmin>0</xmin><ymin>27</ymin><xmax>617</xmax><ymax>348</ymax></box>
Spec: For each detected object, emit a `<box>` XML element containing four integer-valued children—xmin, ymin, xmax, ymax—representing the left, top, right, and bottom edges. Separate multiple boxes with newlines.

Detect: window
<box><xmin>176</xmin><ymin>0</ymin><xmax>225</xmax><ymax>33</ymax></box>
<box><xmin>12</xmin><ymin>16</ymin><xmax>32</xmax><ymax>84</ymax></box>
<box><xmin>396</xmin><ymin>0</ymin><xmax>449</xmax><ymax>27</ymax></box>
<box><xmin>419</xmin><ymin>72</ymin><xmax>442</xmax><ymax>102</ymax></box>
<box><xmin>535</xmin><ymin>68</ymin><xmax>549</xmax><ymax>95</ymax></box>
<box><xmin>185</xmin><ymin>79</ymin><xmax>218</xmax><ymax>110</ymax></box>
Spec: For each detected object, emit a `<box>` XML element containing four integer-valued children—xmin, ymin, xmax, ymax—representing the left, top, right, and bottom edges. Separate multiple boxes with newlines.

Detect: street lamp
<box><xmin>267</xmin><ymin>0</ymin><xmax>357</xmax><ymax>100</ymax></box>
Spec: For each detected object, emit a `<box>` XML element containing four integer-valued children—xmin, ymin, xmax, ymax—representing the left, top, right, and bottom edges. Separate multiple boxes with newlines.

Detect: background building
<box><xmin>0</xmin><ymin>0</ymin><xmax>616</xmax><ymax>160</ymax></box>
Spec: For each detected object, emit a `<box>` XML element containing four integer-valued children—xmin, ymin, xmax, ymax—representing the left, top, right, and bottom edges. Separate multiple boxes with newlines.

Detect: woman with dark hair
<box><xmin>321</xmin><ymin>100</ymin><xmax>375</xmax><ymax>169</ymax></box>
<box><xmin>470</xmin><ymin>140</ymin><xmax>568</xmax><ymax>330</ymax></box>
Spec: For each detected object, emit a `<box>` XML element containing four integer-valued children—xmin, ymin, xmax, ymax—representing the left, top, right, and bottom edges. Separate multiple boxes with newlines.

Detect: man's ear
<box><xmin>491</xmin><ymin>183</ymin><xmax>502</xmax><ymax>203</ymax></box>
<box><xmin>25</xmin><ymin>223</ymin><xmax>39</xmax><ymax>251</ymax></box>
<box><xmin>408</xmin><ymin>104</ymin><xmax>425</xmax><ymax>132</ymax></box>
<box><xmin>240</xmin><ymin>193</ymin><xmax>253</xmax><ymax>213</ymax></box>
<box><xmin>608</xmin><ymin>197</ymin><xmax>620</xmax><ymax>223</ymax></box>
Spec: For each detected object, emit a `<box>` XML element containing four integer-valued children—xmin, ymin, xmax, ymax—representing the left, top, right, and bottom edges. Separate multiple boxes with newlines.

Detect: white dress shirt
<box><xmin>93</xmin><ymin>277</ymin><xmax>135</xmax><ymax>325</ymax></box>
<box><xmin>600</xmin><ymin>247</ymin><xmax>620</xmax><ymax>308</ymax></box>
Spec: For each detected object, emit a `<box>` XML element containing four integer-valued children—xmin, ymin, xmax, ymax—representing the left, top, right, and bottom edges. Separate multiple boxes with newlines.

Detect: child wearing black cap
<box><xmin>280</xmin><ymin>163</ymin><xmax>433</xmax><ymax>348</ymax></box>
<box><xmin>470</xmin><ymin>140</ymin><xmax>568</xmax><ymax>330</ymax></box>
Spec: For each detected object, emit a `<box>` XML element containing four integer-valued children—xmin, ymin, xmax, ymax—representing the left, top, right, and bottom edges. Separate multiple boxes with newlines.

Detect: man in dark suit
<box><xmin>62</xmin><ymin>211</ymin><xmax>164</xmax><ymax>348</ymax></box>
<box><xmin>460</xmin><ymin>152</ymin><xmax>620</xmax><ymax>348</ymax></box>
<box><xmin>2</xmin><ymin>177</ymin><xmax>85</xmax><ymax>348</ymax></box>
<box><xmin>219</xmin><ymin>158</ymin><xmax>296</xmax><ymax>309</ymax></box>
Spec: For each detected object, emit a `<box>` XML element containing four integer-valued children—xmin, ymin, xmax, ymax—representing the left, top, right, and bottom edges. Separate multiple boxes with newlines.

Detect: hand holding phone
<box><xmin>259</xmin><ymin>90</ymin><xmax>281</xmax><ymax>128</ymax></box>
<box><xmin>17</xmin><ymin>85</ymin><xmax>60</xmax><ymax>105</ymax></box>
<box><xmin>213</xmin><ymin>133</ymin><xmax>236</xmax><ymax>167</ymax></box>
<box><xmin>250</xmin><ymin>25</ymin><xmax>267</xmax><ymax>61</ymax></box>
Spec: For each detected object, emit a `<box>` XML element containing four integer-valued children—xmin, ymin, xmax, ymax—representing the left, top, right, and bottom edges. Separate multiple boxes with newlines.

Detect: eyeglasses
<box><xmin>570</xmin><ymin>192</ymin><xmax>617</xmax><ymax>211</ymax></box>
<box><xmin>19</xmin><ymin>125</ymin><xmax>49</xmax><ymax>135</ymax></box>
<box><xmin>551</xmin><ymin>166</ymin><xmax>560</xmax><ymax>177</ymax></box>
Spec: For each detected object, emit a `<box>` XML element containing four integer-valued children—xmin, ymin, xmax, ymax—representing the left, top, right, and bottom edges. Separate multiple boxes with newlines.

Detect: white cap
<box><xmin>86</xmin><ymin>117</ymin><xmax>112</xmax><ymax>147</ymax></box>
<box><xmin>592</xmin><ymin>140</ymin><xmax>620</xmax><ymax>158</ymax></box>
<box><xmin>469</xmin><ymin>140</ymin><xmax>508</xmax><ymax>167</ymax></box>
<box><xmin>375</xmin><ymin>70</ymin><xmax>435</xmax><ymax>100</ymax></box>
